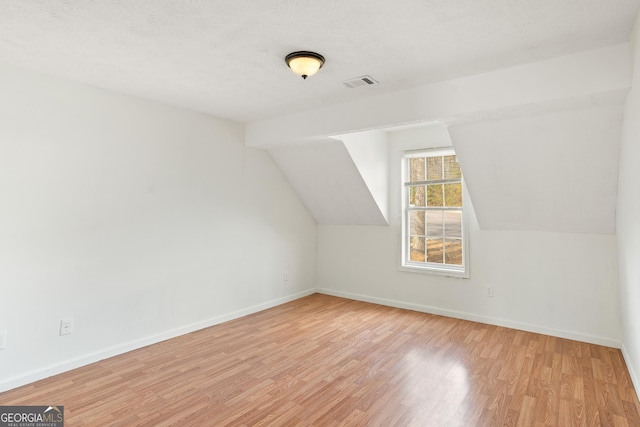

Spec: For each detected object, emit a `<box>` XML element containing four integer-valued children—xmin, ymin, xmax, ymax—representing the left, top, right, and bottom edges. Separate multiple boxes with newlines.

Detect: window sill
<box><xmin>399</xmin><ymin>262</ymin><xmax>469</xmax><ymax>279</ymax></box>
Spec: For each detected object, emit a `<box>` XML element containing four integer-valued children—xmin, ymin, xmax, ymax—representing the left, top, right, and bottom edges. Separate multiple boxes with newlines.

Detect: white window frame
<box><xmin>400</xmin><ymin>148</ymin><xmax>470</xmax><ymax>278</ymax></box>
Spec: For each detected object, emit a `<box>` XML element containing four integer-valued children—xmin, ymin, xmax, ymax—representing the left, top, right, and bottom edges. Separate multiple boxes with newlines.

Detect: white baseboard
<box><xmin>0</xmin><ymin>289</ymin><xmax>315</xmax><ymax>393</ymax></box>
<box><xmin>3</xmin><ymin>288</ymin><xmax>627</xmax><ymax>395</ymax></box>
<box><xmin>621</xmin><ymin>343</ymin><xmax>640</xmax><ymax>397</ymax></box>
<box><xmin>316</xmin><ymin>288</ymin><xmax>622</xmax><ymax>349</ymax></box>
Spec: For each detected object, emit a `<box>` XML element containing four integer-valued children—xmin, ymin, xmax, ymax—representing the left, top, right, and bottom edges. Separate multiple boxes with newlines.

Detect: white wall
<box><xmin>317</xmin><ymin>124</ymin><xmax>621</xmax><ymax>347</ymax></box>
<box><xmin>617</xmin><ymin>13</ymin><xmax>640</xmax><ymax>393</ymax></box>
<box><xmin>0</xmin><ymin>63</ymin><xmax>317</xmax><ymax>391</ymax></box>
<box><xmin>340</xmin><ymin>130</ymin><xmax>390</xmax><ymax>223</ymax></box>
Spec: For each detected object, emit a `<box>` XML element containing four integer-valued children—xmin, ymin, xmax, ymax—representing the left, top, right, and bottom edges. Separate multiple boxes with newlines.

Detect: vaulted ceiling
<box><xmin>1</xmin><ymin>1</ymin><xmax>638</xmax><ymax>233</ymax></box>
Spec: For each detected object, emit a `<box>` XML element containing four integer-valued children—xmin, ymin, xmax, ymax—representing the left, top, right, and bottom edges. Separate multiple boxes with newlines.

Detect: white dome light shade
<box><xmin>285</xmin><ymin>51</ymin><xmax>325</xmax><ymax>79</ymax></box>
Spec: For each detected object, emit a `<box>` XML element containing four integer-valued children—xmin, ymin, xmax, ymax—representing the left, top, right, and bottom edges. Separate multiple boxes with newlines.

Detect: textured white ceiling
<box><xmin>0</xmin><ymin>0</ymin><xmax>638</xmax><ymax>122</ymax></box>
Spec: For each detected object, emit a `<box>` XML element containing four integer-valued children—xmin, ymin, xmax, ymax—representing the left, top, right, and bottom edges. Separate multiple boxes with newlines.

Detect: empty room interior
<box><xmin>2</xmin><ymin>1</ymin><xmax>640</xmax><ymax>425</ymax></box>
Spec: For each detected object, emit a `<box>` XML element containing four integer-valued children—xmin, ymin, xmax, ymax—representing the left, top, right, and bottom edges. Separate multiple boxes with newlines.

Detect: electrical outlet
<box><xmin>484</xmin><ymin>286</ymin><xmax>494</xmax><ymax>297</ymax></box>
<box><xmin>59</xmin><ymin>318</ymin><xmax>74</xmax><ymax>336</ymax></box>
<box><xmin>0</xmin><ymin>331</ymin><xmax>6</xmax><ymax>350</ymax></box>
<box><xmin>283</xmin><ymin>270</ymin><xmax>289</xmax><ymax>281</ymax></box>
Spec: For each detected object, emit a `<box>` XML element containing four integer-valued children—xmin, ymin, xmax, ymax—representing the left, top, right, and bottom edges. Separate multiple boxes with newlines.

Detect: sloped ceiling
<box><xmin>0</xmin><ymin>2</ymin><xmax>636</xmax><ymax>232</ymax></box>
<box><xmin>252</xmin><ymin>44</ymin><xmax>631</xmax><ymax>233</ymax></box>
<box><xmin>245</xmin><ymin>45</ymin><xmax>630</xmax><ymax>147</ymax></box>
<box><xmin>339</xmin><ymin>130</ymin><xmax>389</xmax><ymax>223</ymax></box>
<box><xmin>449</xmin><ymin>104</ymin><xmax>624</xmax><ymax>234</ymax></box>
<box><xmin>268</xmin><ymin>139</ymin><xmax>387</xmax><ymax>226</ymax></box>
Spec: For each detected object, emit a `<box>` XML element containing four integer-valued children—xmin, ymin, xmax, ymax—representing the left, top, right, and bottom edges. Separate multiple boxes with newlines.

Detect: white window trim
<box><xmin>399</xmin><ymin>148</ymin><xmax>470</xmax><ymax>279</ymax></box>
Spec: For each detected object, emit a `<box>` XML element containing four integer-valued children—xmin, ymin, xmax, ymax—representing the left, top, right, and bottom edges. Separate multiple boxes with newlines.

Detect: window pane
<box><xmin>403</xmin><ymin>150</ymin><xmax>466</xmax><ymax>275</ymax></box>
<box><xmin>444</xmin><ymin>155</ymin><xmax>461</xmax><ymax>179</ymax></box>
<box><xmin>410</xmin><ymin>211</ymin><xmax>425</xmax><ymax>236</ymax></box>
<box><xmin>409</xmin><ymin>158</ymin><xmax>425</xmax><ymax>182</ymax></box>
<box><xmin>444</xmin><ymin>211</ymin><xmax>462</xmax><ymax>238</ymax></box>
<box><xmin>444</xmin><ymin>183</ymin><xmax>462</xmax><ymax>207</ymax></box>
<box><xmin>426</xmin><ymin>210</ymin><xmax>443</xmax><ymax>237</ymax></box>
<box><xmin>427</xmin><ymin>184</ymin><xmax>443</xmax><ymax>207</ymax></box>
<box><xmin>410</xmin><ymin>237</ymin><xmax>425</xmax><ymax>262</ymax></box>
<box><xmin>426</xmin><ymin>239</ymin><xmax>444</xmax><ymax>263</ymax></box>
<box><xmin>445</xmin><ymin>239</ymin><xmax>463</xmax><ymax>265</ymax></box>
<box><xmin>409</xmin><ymin>185</ymin><xmax>426</xmax><ymax>207</ymax></box>
<box><xmin>426</xmin><ymin>156</ymin><xmax>443</xmax><ymax>180</ymax></box>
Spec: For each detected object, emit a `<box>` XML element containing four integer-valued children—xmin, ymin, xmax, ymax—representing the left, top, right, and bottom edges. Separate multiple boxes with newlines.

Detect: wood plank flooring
<box><xmin>1</xmin><ymin>294</ymin><xmax>639</xmax><ymax>426</ymax></box>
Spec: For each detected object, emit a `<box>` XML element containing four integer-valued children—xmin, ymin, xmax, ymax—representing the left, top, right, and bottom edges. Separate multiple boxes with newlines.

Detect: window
<box><xmin>401</xmin><ymin>148</ymin><xmax>468</xmax><ymax>277</ymax></box>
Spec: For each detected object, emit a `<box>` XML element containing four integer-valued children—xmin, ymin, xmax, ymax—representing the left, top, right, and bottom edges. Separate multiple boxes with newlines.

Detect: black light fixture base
<box><xmin>285</xmin><ymin>51</ymin><xmax>325</xmax><ymax>65</ymax></box>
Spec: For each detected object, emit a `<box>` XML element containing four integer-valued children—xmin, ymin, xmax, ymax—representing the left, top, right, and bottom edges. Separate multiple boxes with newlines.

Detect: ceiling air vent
<box><xmin>342</xmin><ymin>75</ymin><xmax>379</xmax><ymax>89</ymax></box>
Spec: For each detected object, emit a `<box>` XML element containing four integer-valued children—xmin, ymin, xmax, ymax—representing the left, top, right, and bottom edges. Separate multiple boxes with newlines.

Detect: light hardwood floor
<box><xmin>1</xmin><ymin>294</ymin><xmax>639</xmax><ymax>426</ymax></box>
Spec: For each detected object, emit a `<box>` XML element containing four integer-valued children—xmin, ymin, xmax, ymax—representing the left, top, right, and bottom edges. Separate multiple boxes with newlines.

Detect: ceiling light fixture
<box><xmin>285</xmin><ymin>51</ymin><xmax>325</xmax><ymax>79</ymax></box>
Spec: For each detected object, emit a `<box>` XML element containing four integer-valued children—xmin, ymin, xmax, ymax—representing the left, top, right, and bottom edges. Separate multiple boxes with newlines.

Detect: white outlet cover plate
<box><xmin>59</xmin><ymin>318</ymin><xmax>74</xmax><ymax>336</ymax></box>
